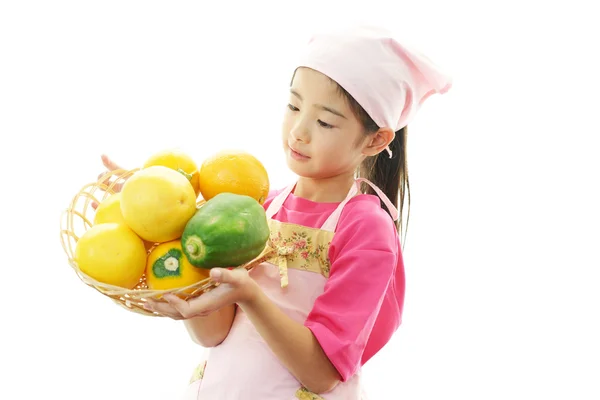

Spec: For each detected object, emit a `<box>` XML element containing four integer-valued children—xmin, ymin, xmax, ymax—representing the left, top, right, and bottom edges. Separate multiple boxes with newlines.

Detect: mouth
<box><xmin>288</xmin><ymin>145</ymin><xmax>310</xmax><ymax>159</ymax></box>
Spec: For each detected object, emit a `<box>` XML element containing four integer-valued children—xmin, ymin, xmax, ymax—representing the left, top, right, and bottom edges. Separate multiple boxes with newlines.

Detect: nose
<box><xmin>289</xmin><ymin>118</ymin><xmax>310</xmax><ymax>143</ymax></box>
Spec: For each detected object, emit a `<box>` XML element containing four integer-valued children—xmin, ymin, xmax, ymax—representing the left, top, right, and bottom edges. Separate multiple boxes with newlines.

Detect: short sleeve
<box><xmin>304</xmin><ymin>199</ymin><xmax>399</xmax><ymax>381</ymax></box>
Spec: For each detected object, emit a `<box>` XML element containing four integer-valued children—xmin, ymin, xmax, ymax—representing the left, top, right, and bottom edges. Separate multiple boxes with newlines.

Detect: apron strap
<box><xmin>356</xmin><ymin>178</ymin><xmax>399</xmax><ymax>221</ymax></box>
<box><xmin>264</xmin><ymin>179</ymin><xmax>398</xmax><ymax>287</ymax></box>
<box><xmin>266</xmin><ymin>178</ymin><xmax>399</xmax><ymax>231</ymax></box>
<box><xmin>265</xmin><ymin>183</ymin><xmax>296</xmax><ymax>220</ymax></box>
<box><xmin>320</xmin><ymin>178</ymin><xmax>399</xmax><ymax>232</ymax></box>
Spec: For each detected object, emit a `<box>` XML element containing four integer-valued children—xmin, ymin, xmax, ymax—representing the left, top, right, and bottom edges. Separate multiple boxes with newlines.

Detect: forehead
<box><xmin>291</xmin><ymin>67</ymin><xmax>344</xmax><ymax>102</ymax></box>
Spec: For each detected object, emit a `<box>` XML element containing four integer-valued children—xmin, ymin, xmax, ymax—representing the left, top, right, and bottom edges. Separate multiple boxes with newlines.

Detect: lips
<box><xmin>289</xmin><ymin>145</ymin><xmax>309</xmax><ymax>159</ymax></box>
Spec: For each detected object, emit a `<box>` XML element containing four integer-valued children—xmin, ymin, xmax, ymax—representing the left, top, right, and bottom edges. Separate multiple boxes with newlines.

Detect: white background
<box><xmin>1</xmin><ymin>1</ymin><xmax>599</xmax><ymax>399</ymax></box>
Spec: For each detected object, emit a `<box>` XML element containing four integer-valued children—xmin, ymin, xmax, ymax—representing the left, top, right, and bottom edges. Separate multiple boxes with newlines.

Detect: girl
<box><xmin>99</xmin><ymin>25</ymin><xmax>451</xmax><ymax>399</ymax></box>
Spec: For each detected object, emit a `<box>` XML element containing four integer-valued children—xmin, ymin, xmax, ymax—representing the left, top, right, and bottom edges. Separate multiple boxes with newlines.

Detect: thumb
<box><xmin>210</xmin><ymin>267</ymin><xmax>243</xmax><ymax>285</ymax></box>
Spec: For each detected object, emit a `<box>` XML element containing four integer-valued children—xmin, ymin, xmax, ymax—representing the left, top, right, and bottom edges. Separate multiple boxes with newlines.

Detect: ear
<box><xmin>362</xmin><ymin>127</ymin><xmax>395</xmax><ymax>156</ymax></box>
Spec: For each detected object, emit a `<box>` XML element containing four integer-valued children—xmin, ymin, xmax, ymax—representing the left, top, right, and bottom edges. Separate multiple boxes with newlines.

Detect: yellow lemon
<box><xmin>146</xmin><ymin>240</ymin><xmax>210</xmax><ymax>292</ymax></box>
<box><xmin>143</xmin><ymin>149</ymin><xmax>201</xmax><ymax>198</ymax></box>
<box><xmin>94</xmin><ymin>193</ymin><xmax>127</xmax><ymax>225</ymax></box>
<box><xmin>93</xmin><ymin>193</ymin><xmax>156</xmax><ymax>251</ymax></box>
<box><xmin>74</xmin><ymin>223</ymin><xmax>147</xmax><ymax>289</ymax></box>
<box><xmin>120</xmin><ymin>165</ymin><xmax>197</xmax><ymax>243</ymax></box>
<box><xmin>198</xmin><ymin>150</ymin><xmax>270</xmax><ymax>204</ymax></box>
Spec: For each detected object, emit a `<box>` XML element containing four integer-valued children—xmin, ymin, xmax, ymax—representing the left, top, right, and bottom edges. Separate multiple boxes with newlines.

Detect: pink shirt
<box><xmin>263</xmin><ymin>188</ymin><xmax>406</xmax><ymax>382</ymax></box>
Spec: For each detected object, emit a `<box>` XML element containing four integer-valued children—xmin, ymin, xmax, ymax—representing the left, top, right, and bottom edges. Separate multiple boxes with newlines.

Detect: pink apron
<box><xmin>182</xmin><ymin>179</ymin><xmax>395</xmax><ymax>399</ymax></box>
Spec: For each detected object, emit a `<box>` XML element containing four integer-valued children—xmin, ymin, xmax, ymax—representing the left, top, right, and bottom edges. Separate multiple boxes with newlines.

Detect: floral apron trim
<box><xmin>295</xmin><ymin>386</ymin><xmax>326</xmax><ymax>399</ymax></box>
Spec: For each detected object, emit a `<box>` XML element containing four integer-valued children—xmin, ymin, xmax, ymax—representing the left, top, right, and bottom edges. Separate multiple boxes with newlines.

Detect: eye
<box><xmin>287</xmin><ymin>104</ymin><xmax>299</xmax><ymax>112</ymax></box>
<box><xmin>318</xmin><ymin>120</ymin><xmax>334</xmax><ymax>129</ymax></box>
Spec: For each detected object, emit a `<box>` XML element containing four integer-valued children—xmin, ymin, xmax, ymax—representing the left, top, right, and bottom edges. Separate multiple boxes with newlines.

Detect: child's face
<box><xmin>282</xmin><ymin>67</ymin><xmax>368</xmax><ymax>181</ymax></box>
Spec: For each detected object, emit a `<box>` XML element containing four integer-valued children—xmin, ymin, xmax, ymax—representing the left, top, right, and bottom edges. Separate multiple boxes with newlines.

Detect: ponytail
<box><xmin>332</xmin><ymin>81</ymin><xmax>411</xmax><ymax>245</ymax></box>
<box><xmin>358</xmin><ymin>126</ymin><xmax>410</xmax><ymax>243</ymax></box>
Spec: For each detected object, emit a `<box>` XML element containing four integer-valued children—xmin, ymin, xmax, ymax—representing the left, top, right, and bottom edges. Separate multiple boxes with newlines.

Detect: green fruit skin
<box><xmin>153</xmin><ymin>248</ymin><xmax>184</xmax><ymax>278</ymax></box>
<box><xmin>181</xmin><ymin>192</ymin><xmax>270</xmax><ymax>269</ymax></box>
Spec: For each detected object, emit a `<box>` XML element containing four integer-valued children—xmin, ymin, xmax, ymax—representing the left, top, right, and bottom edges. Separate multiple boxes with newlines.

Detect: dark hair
<box><xmin>289</xmin><ymin>68</ymin><xmax>410</xmax><ymax>243</ymax></box>
<box><xmin>334</xmin><ymin>83</ymin><xmax>410</xmax><ymax>244</ymax></box>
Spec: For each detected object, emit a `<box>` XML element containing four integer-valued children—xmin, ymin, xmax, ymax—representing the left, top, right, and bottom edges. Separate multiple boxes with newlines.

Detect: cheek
<box><xmin>317</xmin><ymin>134</ymin><xmax>340</xmax><ymax>152</ymax></box>
<box><xmin>324</xmin><ymin>134</ymin><xmax>359</xmax><ymax>159</ymax></box>
<box><xmin>281</xmin><ymin>114</ymin><xmax>292</xmax><ymax>136</ymax></box>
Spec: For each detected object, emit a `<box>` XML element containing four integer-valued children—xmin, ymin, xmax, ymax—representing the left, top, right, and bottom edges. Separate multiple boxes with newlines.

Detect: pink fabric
<box><xmin>187</xmin><ymin>187</ymin><xmax>371</xmax><ymax>399</ymax></box>
<box><xmin>181</xmin><ymin>185</ymin><xmax>402</xmax><ymax>398</ymax></box>
<box><xmin>295</xmin><ymin>25</ymin><xmax>452</xmax><ymax>157</ymax></box>
<box><xmin>262</xmin><ymin>189</ymin><xmax>405</xmax><ymax>381</ymax></box>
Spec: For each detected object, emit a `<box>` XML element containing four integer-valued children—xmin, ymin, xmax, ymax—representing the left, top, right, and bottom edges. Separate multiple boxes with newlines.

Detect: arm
<box><xmin>303</xmin><ymin>201</ymin><xmax>401</xmax><ymax>382</ymax></box>
<box><xmin>238</xmin><ymin>288</ymin><xmax>341</xmax><ymax>394</ymax></box>
<box><xmin>146</xmin><ymin>297</ymin><xmax>236</xmax><ymax>348</ymax></box>
<box><xmin>150</xmin><ymin>196</ymin><xmax>400</xmax><ymax>390</ymax></box>
<box><xmin>180</xmin><ymin>189</ymin><xmax>280</xmax><ymax>348</ymax></box>
<box><xmin>153</xmin><ymin>269</ymin><xmax>341</xmax><ymax>393</ymax></box>
<box><xmin>183</xmin><ymin>304</ymin><xmax>236</xmax><ymax>347</ymax></box>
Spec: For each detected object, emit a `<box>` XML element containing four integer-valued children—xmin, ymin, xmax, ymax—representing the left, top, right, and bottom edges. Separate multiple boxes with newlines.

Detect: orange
<box><xmin>198</xmin><ymin>150</ymin><xmax>270</xmax><ymax>204</ymax></box>
<box><xmin>143</xmin><ymin>148</ymin><xmax>201</xmax><ymax>198</ymax></box>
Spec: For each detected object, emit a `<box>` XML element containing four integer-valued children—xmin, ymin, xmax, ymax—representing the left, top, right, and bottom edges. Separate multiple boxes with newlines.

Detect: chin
<box><xmin>284</xmin><ymin>157</ymin><xmax>310</xmax><ymax>178</ymax></box>
<box><xmin>285</xmin><ymin>157</ymin><xmax>304</xmax><ymax>176</ymax></box>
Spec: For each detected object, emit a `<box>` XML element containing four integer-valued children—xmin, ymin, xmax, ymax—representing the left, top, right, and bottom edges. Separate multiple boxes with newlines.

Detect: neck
<box><xmin>293</xmin><ymin>173</ymin><xmax>356</xmax><ymax>203</ymax></box>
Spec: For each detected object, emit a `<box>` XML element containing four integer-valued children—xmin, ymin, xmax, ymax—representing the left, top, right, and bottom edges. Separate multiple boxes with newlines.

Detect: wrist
<box><xmin>237</xmin><ymin>278</ymin><xmax>263</xmax><ymax>310</ymax></box>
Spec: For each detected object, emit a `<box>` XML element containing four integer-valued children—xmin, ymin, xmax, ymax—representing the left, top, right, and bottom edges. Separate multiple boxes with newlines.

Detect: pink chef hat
<box><xmin>295</xmin><ymin>25</ymin><xmax>452</xmax><ymax>157</ymax></box>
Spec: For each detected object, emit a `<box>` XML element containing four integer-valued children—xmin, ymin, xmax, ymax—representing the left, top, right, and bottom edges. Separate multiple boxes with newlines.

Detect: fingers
<box><xmin>162</xmin><ymin>294</ymin><xmax>196</xmax><ymax>319</ymax></box>
<box><xmin>210</xmin><ymin>268</ymin><xmax>246</xmax><ymax>286</ymax></box>
<box><xmin>143</xmin><ymin>274</ymin><xmax>248</xmax><ymax>320</ymax></box>
<box><xmin>144</xmin><ymin>298</ymin><xmax>185</xmax><ymax>320</ymax></box>
<box><xmin>97</xmin><ymin>171</ymin><xmax>107</xmax><ymax>183</ymax></box>
<box><xmin>106</xmin><ymin>181</ymin><xmax>123</xmax><ymax>192</ymax></box>
<box><xmin>96</xmin><ymin>172</ymin><xmax>124</xmax><ymax>187</ymax></box>
<box><xmin>96</xmin><ymin>154</ymin><xmax>126</xmax><ymax>193</ymax></box>
<box><xmin>97</xmin><ymin>154</ymin><xmax>122</xmax><ymax>181</ymax></box>
<box><xmin>144</xmin><ymin>296</ymin><xmax>214</xmax><ymax>319</ymax></box>
<box><xmin>101</xmin><ymin>154</ymin><xmax>123</xmax><ymax>171</ymax></box>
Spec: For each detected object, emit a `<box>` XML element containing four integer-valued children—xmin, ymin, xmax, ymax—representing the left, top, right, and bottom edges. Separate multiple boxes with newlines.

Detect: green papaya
<box><xmin>181</xmin><ymin>192</ymin><xmax>270</xmax><ymax>269</ymax></box>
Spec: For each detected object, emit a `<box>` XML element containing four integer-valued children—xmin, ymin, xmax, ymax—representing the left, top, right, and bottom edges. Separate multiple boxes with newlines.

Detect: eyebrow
<box><xmin>290</xmin><ymin>89</ymin><xmax>348</xmax><ymax>119</ymax></box>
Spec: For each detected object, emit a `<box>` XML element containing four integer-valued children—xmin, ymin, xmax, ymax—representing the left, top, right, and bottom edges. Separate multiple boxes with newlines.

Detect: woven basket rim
<box><xmin>59</xmin><ymin>166</ymin><xmax>274</xmax><ymax>317</ymax></box>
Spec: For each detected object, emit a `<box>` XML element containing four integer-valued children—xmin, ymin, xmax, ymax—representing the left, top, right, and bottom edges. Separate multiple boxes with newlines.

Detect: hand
<box><xmin>92</xmin><ymin>154</ymin><xmax>128</xmax><ymax>210</ymax></box>
<box><xmin>144</xmin><ymin>267</ymin><xmax>259</xmax><ymax>320</ymax></box>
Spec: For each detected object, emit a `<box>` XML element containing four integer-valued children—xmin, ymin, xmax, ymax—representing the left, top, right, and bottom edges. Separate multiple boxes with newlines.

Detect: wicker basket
<box><xmin>59</xmin><ymin>167</ymin><xmax>275</xmax><ymax>317</ymax></box>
